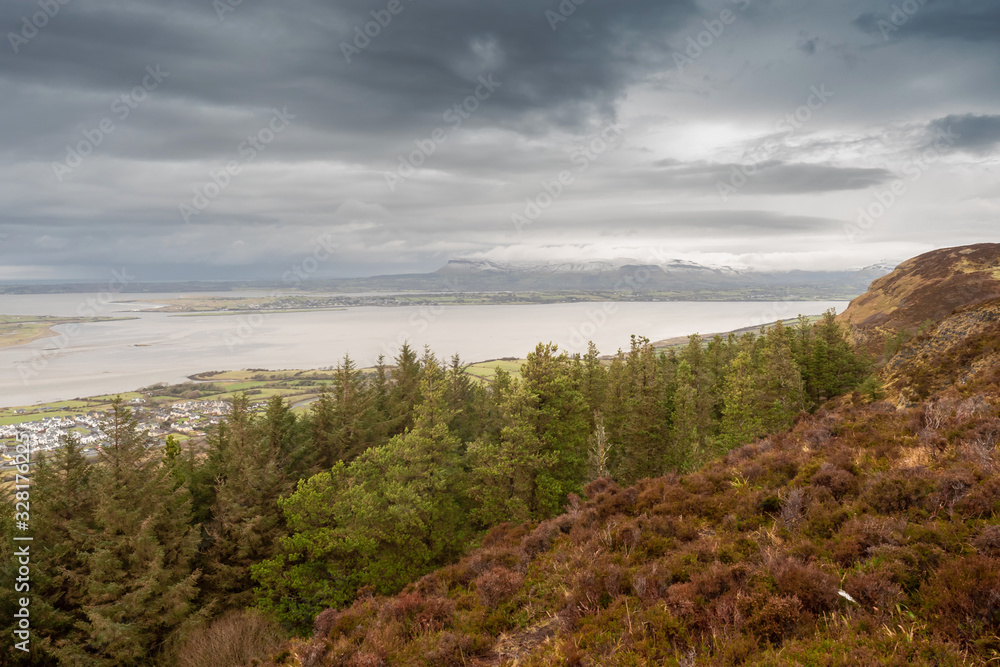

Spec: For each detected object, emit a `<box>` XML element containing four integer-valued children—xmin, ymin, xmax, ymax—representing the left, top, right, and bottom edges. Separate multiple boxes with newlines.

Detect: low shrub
<box><xmin>923</xmin><ymin>555</ymin><xmax>1000</xmax><ymax>644</ymax></box>
<box><xmin>475</xmin><ymin>566</ymin><xmax>525</xmax><ymax>608</ymax></box>
<box><xmin>175</xmin><ymin>609</ymin><xmax>286</xmax><ymax>667</ymax></box>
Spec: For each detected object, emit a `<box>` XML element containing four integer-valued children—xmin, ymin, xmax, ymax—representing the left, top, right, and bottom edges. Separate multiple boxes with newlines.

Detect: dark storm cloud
<box><xmin>853</xmin><ymin>0</ymin><xmax>1000</xmax><ymax>42</ymax></box>
<box><xmin>0</xmin><ymin>0</ymin><xmax>699</xmax><ymax>161</ymax></box>
<box><xmin>927</xmin><ymin>114</ymin><xmax>1000</xmax><ymax>153</ymax></box>
<box><xmin>0</xmin><ymin>0</ymin><xmax>998</xmax><ymax>279</ymax></box>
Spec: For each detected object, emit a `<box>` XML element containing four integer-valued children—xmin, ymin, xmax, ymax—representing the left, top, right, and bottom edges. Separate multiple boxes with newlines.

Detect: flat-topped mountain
<box><xmin>419</xmin><ymin>257</ymin><xmax>892</xmax><ymax>295</ymax></box>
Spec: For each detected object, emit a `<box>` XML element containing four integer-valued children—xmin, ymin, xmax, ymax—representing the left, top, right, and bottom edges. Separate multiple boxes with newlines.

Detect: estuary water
<box><xmin>0</xmin><ymin>293</ymin><xmax>848</xmax><ymax>407</ymax></box>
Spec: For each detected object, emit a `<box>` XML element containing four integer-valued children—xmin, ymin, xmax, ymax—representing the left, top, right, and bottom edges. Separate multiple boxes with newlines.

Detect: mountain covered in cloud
<box><xmin>337</xmin><ymin>257</ymin><xmax>898</xmax><ymax>296</ymax></box>
<box><xmin>435</xmin><ymin>258</ymin><xmax>748</xmax><ymax>276</ymax></box>
<box><xmin>0</xmin><ymin>257</ymin><xmax>896</xmax><ymax>298</ymax></box>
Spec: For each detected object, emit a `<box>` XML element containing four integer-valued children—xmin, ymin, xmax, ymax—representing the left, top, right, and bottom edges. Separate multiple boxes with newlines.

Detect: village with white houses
<box><xmin>0</xmin><ymin>397</ymin><xmax>258</xmax><ymax>466</ymax></box>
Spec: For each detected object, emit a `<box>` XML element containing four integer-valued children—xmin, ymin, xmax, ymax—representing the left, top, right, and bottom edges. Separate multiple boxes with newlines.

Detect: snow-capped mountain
<box><xmin>436</xmin><ymin>258</ymin><xmax>747</xmax><ymax>276</ymax></box>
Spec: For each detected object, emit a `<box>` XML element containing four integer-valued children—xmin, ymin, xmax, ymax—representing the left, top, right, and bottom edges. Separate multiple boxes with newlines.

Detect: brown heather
<box><xmin>194</xmin><ymin>243</ymin><xmax>1000</xmax><ymax>665</ymax></box>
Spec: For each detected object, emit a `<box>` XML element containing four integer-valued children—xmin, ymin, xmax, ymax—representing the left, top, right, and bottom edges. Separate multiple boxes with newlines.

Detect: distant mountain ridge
<box><xmin>398</xmin><ymin>256</ymin><xmax>897</xmax><ymax>296</ymax></box>
<box><xmin>0</xmin><ymin>257</ymin><xmax>898</xmax><ymax>299</ymax></box>
<box><xmin>434</xmin><ymin>258</ymin><xmax>746</xmax><ymax>275</ymax></box>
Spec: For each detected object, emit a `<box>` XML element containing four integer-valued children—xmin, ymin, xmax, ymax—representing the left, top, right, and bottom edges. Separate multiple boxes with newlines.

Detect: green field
<box><xmin>464</xmin><ymin>359</ymin><xmax>524</xmax><ymax>384</ymax></box>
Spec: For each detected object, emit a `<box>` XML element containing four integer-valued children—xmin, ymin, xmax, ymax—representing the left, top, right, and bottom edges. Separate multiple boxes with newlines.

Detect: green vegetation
<box><xmin>0</xmin><ymin>310</ymin><xmax>876</xmax><ymax>665</ymax></box>
<box><xmin>260</xmin><ymin>304</ymin><xmax>1000</xmax><ymax>666</ymax></box>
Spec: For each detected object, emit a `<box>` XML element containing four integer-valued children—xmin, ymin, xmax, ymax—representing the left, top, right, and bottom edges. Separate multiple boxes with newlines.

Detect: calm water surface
<box><xmin>0</xmin><ymin>293</ymin><xmax>848</xmax><ymax>407</ymax></box>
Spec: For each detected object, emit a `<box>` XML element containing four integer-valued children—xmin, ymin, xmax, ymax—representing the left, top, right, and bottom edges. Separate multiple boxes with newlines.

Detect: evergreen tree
<box><xmin>445</xmin><ymin>353</ymin><xmax>479</xmax><ymax>442</ymax></box>
<box><xmin>521</xmin><ymin>343</ymin><xmax>589</xmax><ymax>516</ymax></box>
<box><xmin>254</xmin><ymin>358</ymin><xmax>470</xmax><ymax>629</ymax></box>
<box><xmin>202</xmin><ymin>395</ymin><xmax>288</xmax><ymax>612</ymax></box>
<box><xmin>71</xmin><ymin>398</ymin><xmax>201</xmax><ymax>666</ymax></box>
<box><xmin>672</xmin><ymin>360</ymin><xmax>701</xmax><ymax>471</ymax></box>
<box><xmin>0</xmin><ymin>492</ymin><xmax>32</xmax><ymax>664</ymax></box>
<box><xmin>261</xmin><ymin>394</ymin><xmax>306</xmax><ymax>477</ymax></box>
<box><xmin>720</xmin><ymin>350</ymin><xmax>764</xmax><ymax>451</ymax></box>
<box><xmin>467</xmin><ymin>380</ymin><xmax>552</xmax><ymax>526</ymax></box>
<box><xmin>364</xmin><ymin>354</ymin><xmax>393</xmax><ymax>447</ymax></box>
<box><xmin>329</xmin><ymin>354</ymin><xmax>371</xmax><ymax>463</ymax></box>
<box><xmin>610</xmin><ymin>336</ymin><xmax>673</xmax><ymax>485</ymax></box>
<box><xmin>388</xmin><ymin>342</ymin><xmax>421</xmax><ymax>435</ymax></box>
<box><xmin>758</xmin><ymin>322</ymin><xmax>807</xmax><ymax>432</ymax></box>
<box><xmin>579</xmin><ymin>341</ymin><xmax>608</xmax><ymax>424</ymax></box>
<box><xmin>720</xmin><ymin>327</ymin><xmax>805</xmax><ymax>452</ymax></box>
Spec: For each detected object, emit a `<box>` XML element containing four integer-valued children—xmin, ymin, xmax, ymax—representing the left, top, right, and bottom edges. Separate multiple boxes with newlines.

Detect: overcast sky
<box><xmin>0</xmin><ymin>0</ymin><xmax>998</xmax><ymax>281</ymax></box>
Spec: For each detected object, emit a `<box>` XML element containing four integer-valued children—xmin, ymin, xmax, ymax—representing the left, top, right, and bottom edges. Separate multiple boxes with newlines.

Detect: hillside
<box><xmin>266</xmin><ymin>245</ymin><xmax>1000</xmax><ymax>666</ymax></box>
<box><xmin>839</xmin><ymin>243</ymin><xmax>1000</xmax><ymax>355</ymax></box>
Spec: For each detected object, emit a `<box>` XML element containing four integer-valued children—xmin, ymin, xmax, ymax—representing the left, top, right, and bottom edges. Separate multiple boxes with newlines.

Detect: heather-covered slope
<box><xmin>839</xmin><ymin>243</ymin><xmax>1000</xmax><ymax>355</ymax></box>
<box><xmin>277</xmin><ymin>383</ymin><xmax>1000</xmax><ymax>666</ymax></box>
<box><xmin>264</xmin><ymin>247</ymin><xmax>1000</xmax><ymax>667</ymax></box>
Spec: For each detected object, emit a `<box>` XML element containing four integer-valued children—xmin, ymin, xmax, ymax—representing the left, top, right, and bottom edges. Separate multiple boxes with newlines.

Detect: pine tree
<box><xmin>610</xmin><ymin>336</ymin><xmax>673</xmax><ymax>485</ymax></box>
<box><xmin>330</xmin><ymin>354</ymin><xmax>371</xmax><ymax>462</ymax></box>
<box><xmin>254</xmin><ymin>358</ymin><xmax>470</xmax><ymax>628</ymax></box>
<box><xmin>672</xmin><ymin>360</ymin><xmax>701</xmax><ymax>471</ymax></box>
<box><xmin>73</xmin><ymin>398</ymin><xmax>201</xmax><ymax>666</ymax></box>
<box><xmin>364</xmin><ymin>354</ymin><xmax>393</xmax><ymax>447</ymax></box>
<box><xmin>261</xmin><ymin>394</ymin><xmax>306</xmax><ymax>477</ymax></box>
<box><xmin>720</xmin><ymin>327</ymin><xmax>805</xmax><ymax>452</ymax></box>
<box><xmin>720</xmin><ymin>350</ymin><xmax>764</xmax><ymax>451</ymax></box>
<box><xmin>467</xmin><ymin>380</ymin><xmax>552</xmax><ymax>526</ymax></box>
<box><xmin>579</xmin><ymin>341</ymin><xmax>608</xmax><ymax>424</ymax></box>
<box><xmin>308</xmin><ymin>387</ymin><xmax>337</xmax><ymax>470</ymax></box>
<box><xmin>758</xmin><ymin>322</ymin><xmax>806</xmax><ymax>432</ymax></box>
<box><xmin>201</xmin><ymin>395</ymin><xmax>288</xmax><ymax>612</ymax></box>
<box><xmin>445</xmin><ymin>353</ymin><xmax>479</xmax><ymax>441</ymax></box>
<box><xmin>521</xmin><ymin>343</ymin><xmax>589</xmax><ymax>517</ymax></box>
<box><xmin>0</xmin><ymin>492</ymin><xmax>33</xmax><ymax>664</ymax></box>
<box><xmin>388</xmin><ymin>342</ymin><xmax>421</xmax><ymax>435</ymax></box>
<box><xmin>13</xmin><ymin>434</ymin><xmax>95</xmax><ymax>665</ymax></box>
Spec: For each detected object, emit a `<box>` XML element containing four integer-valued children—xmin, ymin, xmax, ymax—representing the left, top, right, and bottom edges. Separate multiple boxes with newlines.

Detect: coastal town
<box><xmin>0</xmin><ymin>398</ymin><xmax>253</xmax><ymax>465</ymax></box>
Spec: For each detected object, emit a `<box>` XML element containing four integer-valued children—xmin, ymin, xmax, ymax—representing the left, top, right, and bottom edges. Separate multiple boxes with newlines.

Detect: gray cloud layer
<box><xmin>0</xmin><ymin>0</ymin><xmax>998</xmax><ymax>280</ymax></box>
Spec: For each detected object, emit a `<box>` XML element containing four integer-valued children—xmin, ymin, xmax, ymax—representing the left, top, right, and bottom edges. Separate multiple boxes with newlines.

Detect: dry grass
<box><xmin>175</xmin><ymin>609</ymin><xmax>287</xmax><ymax>667</ymax></box>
